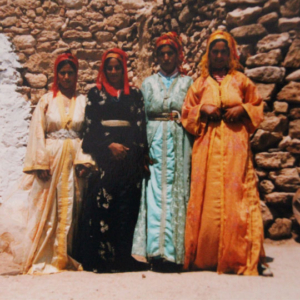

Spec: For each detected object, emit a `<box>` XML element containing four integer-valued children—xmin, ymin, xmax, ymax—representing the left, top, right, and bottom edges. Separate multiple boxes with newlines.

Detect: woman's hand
<box><xmin>223</xmin><ymin>105</ymin><xmax>247</xmax><ymax>123</ymax></box>
<box><xmin>108</xmin><ymin>143</ymin><xmax>129</xmax><ymax>160</ymax></box>
<box><xmin>37</xmin><ymin>170</ymin><xmax>51</xmax><ymax>181</ymax></box>
<box><xmin>76</xmin><ymin>163</ymin><xmax>92</xmax><ymax>178</ymax></box>
<box><xmin>200</xmin><ymin>104</ymin><xmax>222</xmax><ymax>122</ymax></box>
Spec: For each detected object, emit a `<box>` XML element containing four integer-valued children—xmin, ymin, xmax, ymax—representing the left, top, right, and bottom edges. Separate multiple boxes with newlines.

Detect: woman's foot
<box><xmin>258</xmin><ymin>264</ymin><xmax>273</xmax><ymax>277</ymax></box>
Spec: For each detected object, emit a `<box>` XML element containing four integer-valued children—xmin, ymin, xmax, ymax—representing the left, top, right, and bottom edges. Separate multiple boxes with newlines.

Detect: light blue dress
<box><xmin>132</xmin><ymin>71</ymin><xmax>193</xmax><ymax>264</ymax></box>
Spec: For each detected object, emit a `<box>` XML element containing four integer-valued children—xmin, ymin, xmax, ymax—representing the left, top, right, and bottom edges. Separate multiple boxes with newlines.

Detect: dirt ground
<box><xmin>0</xmin><ymin>239</ymin><xmax>299</xmax><ymax>300</ymax></box>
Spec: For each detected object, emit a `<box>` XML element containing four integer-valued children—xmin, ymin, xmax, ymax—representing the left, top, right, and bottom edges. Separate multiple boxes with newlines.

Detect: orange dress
<box><xmin>182</xmin><ymin>70</ymin><xmax>265</xmax><ymax>275</ymax></box>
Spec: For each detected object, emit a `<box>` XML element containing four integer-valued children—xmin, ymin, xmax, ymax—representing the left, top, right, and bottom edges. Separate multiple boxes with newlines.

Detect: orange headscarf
<box><xmin>52</xmin><ymin>53</ymin><xmax>79</xmax><ymax>97</ymax></box>
<box><xmin>199</xmin><ymin>30</ymin><xmax>243</xmax><ymax>78</ymax></box>
<box><xmin>155</xmin><ymin>32</ymin><xmax>186</xmax><ymax>74</ymax></box>
<box><xmin>96</xmin><ymin>48</ymin><xmax>130</xmax><ymax>97</ymax></box>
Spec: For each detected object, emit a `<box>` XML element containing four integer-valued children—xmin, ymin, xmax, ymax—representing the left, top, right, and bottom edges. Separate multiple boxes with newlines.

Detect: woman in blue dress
<box><xmin>132</xmin><ymin>32</ymin><xmax>193</xmax><ymax>271</ymax></box>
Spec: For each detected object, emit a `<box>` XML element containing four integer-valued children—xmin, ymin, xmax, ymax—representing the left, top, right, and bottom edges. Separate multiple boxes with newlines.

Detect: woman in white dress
<box><xmin>0</xmin><ymin>52</ymin><xmax>92</xmax><ymax>274</ymax></box>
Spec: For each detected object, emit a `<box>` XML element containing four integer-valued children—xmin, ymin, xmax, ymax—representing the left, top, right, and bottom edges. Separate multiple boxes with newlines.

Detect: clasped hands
<box><xmin>200</xmin><ymin>104</ymin><xmax>247</xmax><ymax>123</ymax></box>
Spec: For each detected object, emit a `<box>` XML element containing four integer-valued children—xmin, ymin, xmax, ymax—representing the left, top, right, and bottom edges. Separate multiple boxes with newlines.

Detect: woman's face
<box><xmin>209</xmin><ymin>41</ymin><xmax>229</xmax><ymax>70</ymax></box>
<box><xmin>157</xmin><ymin>45</ymin><xmax>178</xmax><ymax>75</ymax></box>
<box><xmin>105</xmin><ymin>58</ymin><xmax>123</xmax><ymax>87</ymax></box>
<box><xmin>57</xmin><ymin>63</ymin><xmax>76</xmax><ymax>91</ymax></box>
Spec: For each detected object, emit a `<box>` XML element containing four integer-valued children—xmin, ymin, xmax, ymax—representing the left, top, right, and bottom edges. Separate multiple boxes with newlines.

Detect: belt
<box><xmin>46</xmin><ymin>129</ymin><xmax>80</xmax><ymax>140</ymax></box>
<box><xmin>148</xmin><ymin>111</ymin><xmax>181</xmax><ymax>123</ymax></box>
<box><xmin>101</xmin><ymin>120</ymin><xmax>131</xmax><ymax>127</ymax></box>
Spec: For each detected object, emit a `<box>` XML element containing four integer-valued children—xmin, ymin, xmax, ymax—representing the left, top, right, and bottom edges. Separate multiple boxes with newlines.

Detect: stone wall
<box><xmin>0</xmin><ymin>0</ymin><xmax>300</xmax><ymax>239</ymax></box>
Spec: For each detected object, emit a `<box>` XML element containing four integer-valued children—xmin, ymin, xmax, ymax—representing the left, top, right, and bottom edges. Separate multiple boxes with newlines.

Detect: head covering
<box><xmin>155</xmin><ymin>32</ymin><xmax>186</xmax><ymax>74</ymax></box>
<box><xmin>199</xmin><ymin>30</ymin><xmax>243</xmax><ymax>78</ymax></box>
<box><xmin>96</xmin><ymin>48</ymin><xmax>130</xmax><ymax>96</ymax></box>
<box><xmin>52</xmin><ymin>52</ymin><xmax>79</xmax><ymax>97</ymax></box>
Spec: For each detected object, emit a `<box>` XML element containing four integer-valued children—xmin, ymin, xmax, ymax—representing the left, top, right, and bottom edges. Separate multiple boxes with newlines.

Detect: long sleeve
<box><xmin>23</xmin><ymin>95</ymin><xmax>50</xmax><ymax>173</ymax></box>
<box><xmin>81</xmin><ymin>87</ymin><xmax>114</xmax><ymax>156</ymax></box>
<box><xmin>241</xmin><ymin>77</ymin><xmax>264</xmax><ymax>134</ymax></box>
<box><xmin>181</xmin><ymin>78</ymin><xmax>206</xmax><ymax>137</ymax></box>
<box><xmin>133</xmin><ymin>89</ymin><xmax>148</xmax><ymax>155</ymax></box>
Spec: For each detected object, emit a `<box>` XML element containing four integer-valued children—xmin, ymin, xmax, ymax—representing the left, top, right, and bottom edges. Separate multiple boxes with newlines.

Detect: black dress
<box><xmin>80</xmin><ymin>86</ymin><xmax>147</xmax><ymax>273</ymax></box>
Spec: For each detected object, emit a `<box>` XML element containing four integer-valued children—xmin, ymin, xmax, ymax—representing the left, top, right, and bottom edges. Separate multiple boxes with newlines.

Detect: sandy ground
<box><xmin>0</xmin><ymin>239</ymin><xmax>299</xmax><ymax>300</ymax></box>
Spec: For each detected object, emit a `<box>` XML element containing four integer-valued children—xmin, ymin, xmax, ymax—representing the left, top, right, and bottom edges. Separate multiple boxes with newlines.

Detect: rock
<box><xmin>12</xmin><ymin>35</ymin><xmax>36</xmax><ymax>50</ymax></box>
<box><xmin>85</xmin><ymin>12</ymin><xmax>103</xmax><ymax>21</ymax></box>
<box><xmin>260</xmin><ymin>201</ymin><xmax>274</xmax><ymax>227</ymax></box>
<box><xmin>290</xmin><ymin>108</ymin><xmax>300</xmax><ymax>120</ymax></box>
<box><xmin>280</xmin><ymin>0</ymin><xmax>300</xmax><ymax>18</ymax></box>
<box><xmin>283</xmin><ymin>39</ymin><xmax>300</xmax><ymax>68</ymax></box>
<box><xmin>116</xmin><ymin>27</ymin><xmax>133</xmax><ymax>41</ymax></box>
<box><xmin>95</xmin><ymin>32</ymin><xmax>114</xmax><ymax>43</ymax></box>
<box><xmin>171</xmin><ymin>18</ymin><xmax>179</xmax><ymax>30</ymax></box>
<box><xmin>268</xmin><ymin>218</ymin><xmax>292</xmax><ymax>239</ymax></box>
<box><xmin>1</xmin><ymin>16</ymin><xmax>17</xmax><ymax>27</ymax></box>
<box><xmin>251</xmin><ymin>129</ymin><xmax>282</xmax><ymax>151</ymax></box>
<box><xmin>25</xmin><ymin>73</ymin><xmax>48</xmax><ymax>88</ymax></box>
<box><xmin>226</xmin><ymin>7</ymin><xmax>262</xmax><ymax>27</ymax></box>
<box><xmin>37</xmin><ymin>30</ymin><xmax>60</xmax><ymax>42</ymax></box>
<box><xmin>256</xmin><ymin>33</ymin><xmax>291</xmax><ymax>53</ymax></box>
<box><xmin>273</xmin><ymin>101</ymin><xmax>288</xmax><ymax>114</ymax></box>
<box><xmin>89</xmin><ymin>0</ymin><xmax>106</xmax><ymax>10</ymax></box>
<box><xmin>256</xmin><ymin>168</ymin><xmax>268</xmax><ymax>179</ymax></box>
<box><xmin>13</xmin><ymin>0</ymin><xmax>39</xmax><ymax>8</ymax></box>
<box><xmin>278</xmin><ymin>17</ymin><xmax>300</xmax><ymax>32</ymax></box>
<box><xmin>225</xmin><ymin>0</ymin><xmax>267</xmax><ymax>4</ymax></box>
<box><xmin>259</xmin><ymin>114</ymin><xmax>288</xmax><ymax>132</ymax></box>
<box><xmin>245</xmin><ymin>67</ymin><xmax>285</xmax><ymax>83</ymax></box>
<box><xmin>230</xmin><ymin>24</ymin><xmax>267</xmax><ymax>41</ymax></box>
<box><xmin>246</xmin><ymin>49</ymin><xmax>282</xmax><ymax>67</ymax></box>
<box><xmin>0</xmin><ymin>6</ymin><xmax>15</xmax><ymax>19</ymax></box>
<box><xmin>44</xmin><ymin>16</ymin><xmax>66</xmax><ymax>31</ymax></box>
<box><xmin>286</xmin><ymin>70</ymin><xmax>300</xmax><ymax>82</ymax></box>
<box><xmin>255</xmin><ymin>152</ymin><xmax>295</xmax><ymax>169</ymax></box>
<box><xmin>117</xmin><ymin>0</ymin><xmax>144</xmax><ymax>9</ymax></box>
<box><xmin>30</xmin><ymin>88</ymin><xmax>47</xmax><ymax>104</ymax></box>
<box><xmin>26</xmin><ymin>9</ymin><xmax>36</xmax><ymax>18</ymax></box>
<box><xmin>104</xmin><ymin>6</ymin><xmax>114</xmax><ymax>16</ymax></box>
<box><xmin>286</xmin><ymin>139</ymin><xmax>300</xmax><ymax>154</ymax></box>
<box><xmin>292</xmin><ymin>189</ymin><xmax>300</xmax><ymax>225</ymax></box>
<box><xmin>82</xmin><ymin>41</ymin><xmax>96</xmax><ymax>49</ymax></box>
<box><xmin>63</xmin><ymin>30</ymin><xmax>92</xmax><ymax>40</ymax></box>
<box><xmin>89</xmin><ymin>22</ymin><xmax>106</xmax><ymax>33</ymax></box>
<box><xmin>77</xmin><ymin>69</ymin><xmax>98</xmax><ymax>82</ymax></box>
<box><xmin>23</xmin><ymin>52</ymin><xmax>54</xmax><ymax>74</ymax></box>
<box><xmin>289</xmin><ymin>119</ymin><xmax>300</xmax><ymax>139</ymax></box>
<box><xmin>178</xmin><ymin>5</ymin><xmax>193</xmax><ymax>24</ymax></box>
<box><xmin>277</xmin><ymin>82</ymin><xmax>300</xmax><ymax>103</ymax></box>
<box><xmin>265</xmin><ymin>192</ymin><xmax>294</xmax><ymax>206</ymax></box>
<box><xmin>255</xmin><ymin>83</ymin><xmax>276</xmax><ymax>101</ymax></box>
<box><xmin>262</xmin><ymin>0</ymin><xmax>280</xmax><ymax>14</ymax></box>
<box><xmin>258</xmin><ymin>12</ymin><xmax>278</xmax><ymax>26</ymax></box>
<box><xmin>269</xmin><ymin>168</ymin><xmax>300</xmax><ymax>192</ymax></box>
<box><xmin>74</xmin><ymin>49</ymin><xmax>103</xmax><ymax>60</ymax></box>
<box><xmin>278</xmin><ymin>135</ymin><xmax>291</xmax><ymax>150</ymax></box>
<box><xmin>58</xmin><ymin>0</ymin><xmax>87</xmax><ymax>9</ymax></box>
<box><xmin>260</xmin><ymin>180</ymin><xmax>275</xmax><ymax>194</ymax></box>
<box><xmin>106</xmin><ymin>14</ymin><xmax>130</xmax><ymax>28</ymax></box>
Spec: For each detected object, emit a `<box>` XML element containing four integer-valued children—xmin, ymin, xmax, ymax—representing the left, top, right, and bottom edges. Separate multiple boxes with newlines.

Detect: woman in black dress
<box><xmin>80</xmin><ymin>48</ymin><xmax>147</xmax><ymax>273</ymax></box>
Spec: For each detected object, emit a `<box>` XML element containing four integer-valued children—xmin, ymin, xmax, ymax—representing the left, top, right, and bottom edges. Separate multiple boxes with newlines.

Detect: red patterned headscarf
<box><xmin>200</xmin><ymin>30</ymin><xmax>243</xmax><ymax>78</ymax></box>
<box><xmin>52</xmin><ymin>53</ymin><xmax>79</xmax><ymax>97</ymax></box>
<box><xmin>96</xmin><ymin>48</ymin><xmax>130</xmax><ymax>96</ymax></box>
<box><xmin>155</xmin><ymin>32</ymin><xmax>185</xmax><ymax>74</ymax></box>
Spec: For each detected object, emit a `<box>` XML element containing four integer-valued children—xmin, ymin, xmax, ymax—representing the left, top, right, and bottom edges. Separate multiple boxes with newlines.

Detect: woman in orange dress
<box><xmin>182</xmin><ymin>30</ymin><xmax>269</xmax><ymax>275</ymax></box>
